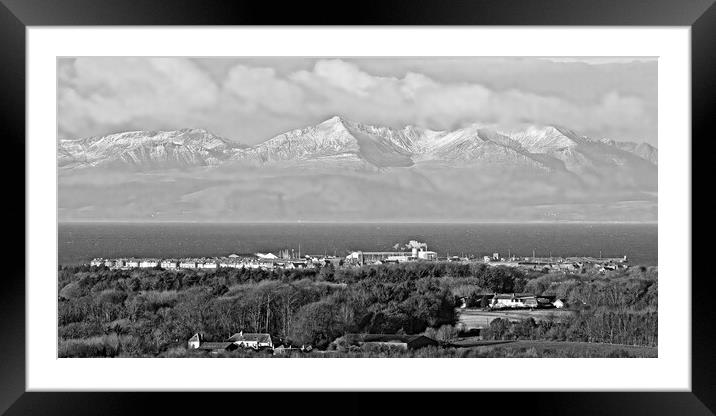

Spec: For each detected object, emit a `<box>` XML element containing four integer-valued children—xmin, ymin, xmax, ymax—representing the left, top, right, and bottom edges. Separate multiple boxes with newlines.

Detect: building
<box><xmin>256</xmin><ymin>253</ymin><xmax>278</xmax><ymax>260</ymax></box>
<box><xmin>179</xmin><ymin>261</ymin><xmax>197</xmax><ymax>269</ymax></box>
<box><xmin>188</xmin><ymin>333</ymin><xmax>203</xmax><ymax>349</ymax></box>
<box><xmin>417</xmin><ymin>250</ymin><xmax>438</xmax><ymax>261</ymax></box>
<box><xmin>188</xmin><ymin>333</ymin><xmax>240</xmax><ymax>352</ymax></box>
<box><xmin>196</xmin><ymin>342</ymin><xmax>237</xmax><ymax>352</ymax></box>
<box><xmin>139</xmin><ymin>260</ymin><xmax>158</xmax><ymax>268</ymax></box>
<box><xmin>343</xmin><ymin>334</ymin><xmax>439</xmax><ymax>350</ymax></box>
<box><xmin>90</xmin><ymin>258</ymin><xmax>104</xmax><ymax>267</ymax></box>
<box><xmin>490</xmin><ymin>293</ymin><xmax>539</xmax><ymax>309</ymax></box>
<box><xmin>553</xmin><ymin>299</ymin><xmax>567</xmax><ymax>308</ymax></box>
<box><xmin>125</xmin><ymin>260</ymin><xmax>140</xmax><ymax>268</ymax></box>
<box><xmin>228</xmin><ymin>331</ymin><xmax>274</xmax><ymax>349</ymax></box>
<box><xmin>347</xmin><ymin>241</ymin><xmax>438</xmax><ymax>265</ymax></box>
<box><xmin>160</xmin><ymin>260</ymin><xmax>178</xmax><ymax>269</ymax></box>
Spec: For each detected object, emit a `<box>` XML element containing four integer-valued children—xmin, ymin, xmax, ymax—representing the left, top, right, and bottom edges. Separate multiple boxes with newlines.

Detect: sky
<box><xmin>57</xmin><ymin>57</ymin><xmax>658</xmax><ymax>146</ymax></box>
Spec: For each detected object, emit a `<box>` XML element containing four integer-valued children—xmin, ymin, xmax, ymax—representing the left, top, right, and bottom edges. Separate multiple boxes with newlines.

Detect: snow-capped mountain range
<box><xmin>58</xmin><ymin>116</ymin><xmax>657</xmax><ymax>172</ymax></box>
<box><xmin>57</xmin><ymin>117</ymin><xmax>657</xmax><ymax>222</ymax></box>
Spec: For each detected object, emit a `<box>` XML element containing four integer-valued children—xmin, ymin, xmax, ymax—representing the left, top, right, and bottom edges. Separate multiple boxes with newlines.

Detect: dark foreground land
<box><xmin>58</xmin><ymin>261</ymin><xmax>657</xmax><ymax>358</ymax></box>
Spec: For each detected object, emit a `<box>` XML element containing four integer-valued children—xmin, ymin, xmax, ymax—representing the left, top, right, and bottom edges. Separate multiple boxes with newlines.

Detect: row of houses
<box><xmin>89</xmin><ymin>254</ymin><xmax>341</xmax><ymax>271</ymax></box>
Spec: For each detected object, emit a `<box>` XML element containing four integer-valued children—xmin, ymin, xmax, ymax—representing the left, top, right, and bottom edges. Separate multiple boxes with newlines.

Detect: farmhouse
<box><xmin>228</xmin><ymin>331</ymin><xmax>274</xmax><ymax>349</ymax></box>
<box><xmin>490</xmin><ymin>293</ymin><xmax>539</xmax><ymax>309</ymax></box>
<box><xmin>343</xmin><ymin>334</ymin><xmax>439</xmax><ymax>350</ymax></box>
<box><xmin>187</xmin><ymin>333</ymin><xmax>239</xmax><ymax>352</ymax></box>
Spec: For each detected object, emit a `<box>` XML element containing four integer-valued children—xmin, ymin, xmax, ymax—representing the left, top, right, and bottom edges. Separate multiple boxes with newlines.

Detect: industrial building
<box><xmin>346</xmin><ymin>240</ymin><xmax>437</xmax><ymax>265</ymax></box>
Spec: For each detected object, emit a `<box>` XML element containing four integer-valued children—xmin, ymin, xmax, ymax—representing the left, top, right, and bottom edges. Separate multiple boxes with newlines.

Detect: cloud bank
<box><xmin>58</xmin><ymin>57</ymin><xmax>657</xmax><ymax>146</ymax></box>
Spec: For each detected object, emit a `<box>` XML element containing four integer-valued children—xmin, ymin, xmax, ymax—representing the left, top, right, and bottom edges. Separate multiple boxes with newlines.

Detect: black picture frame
<box><xmin>2</xmin><ymin>0</ymin><xmax>711</xmax><ymax>414</ymax></box>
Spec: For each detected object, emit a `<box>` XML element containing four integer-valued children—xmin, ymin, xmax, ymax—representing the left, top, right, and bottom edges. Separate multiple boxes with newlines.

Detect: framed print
<box><xmin>3</xmin><ymin>0</ymin><xmax>712</xmax><ymax>414</ymax></box>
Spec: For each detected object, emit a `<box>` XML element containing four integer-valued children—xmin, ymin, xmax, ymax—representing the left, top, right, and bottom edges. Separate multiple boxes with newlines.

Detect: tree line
<box><xmin>57</xmin><ymin>262</ymin><xmax>657</xmax><ymax>357</ymax></box>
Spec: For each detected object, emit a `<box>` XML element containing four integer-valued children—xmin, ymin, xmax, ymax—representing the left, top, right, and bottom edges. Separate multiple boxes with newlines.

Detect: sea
<box><xmin>57</xmin><ymin>222</ymin><xmax>658</xmax><ymax>266</ymax></box>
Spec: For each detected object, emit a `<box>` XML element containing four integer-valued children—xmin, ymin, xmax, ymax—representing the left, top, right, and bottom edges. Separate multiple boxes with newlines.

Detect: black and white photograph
<box><xmin>56</xmin><ymin>56</ymin><xmax>659</xmax><ymax>359</ymax></box>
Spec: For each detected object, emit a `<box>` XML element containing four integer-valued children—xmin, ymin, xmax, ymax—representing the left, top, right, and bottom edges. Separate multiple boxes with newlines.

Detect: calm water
<box><xmin>58</xmin><ymin>222</ymin><xmax>658</xmax><ymax>266</ymax></box>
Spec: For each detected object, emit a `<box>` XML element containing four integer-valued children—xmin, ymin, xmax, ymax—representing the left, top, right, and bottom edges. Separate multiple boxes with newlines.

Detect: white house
<box><xmin>553</xmin><ymin>299</ymin><xmax>567</xmax><ymax>308</ymax></box>
<box><xmin>125</xmin><ymin>260</ymin><xmax>140</xmax><ymax>268</ymax></box>
<box><xmin>179</xmin><ymin>261</ymin><xmax>197</xmax><ymax>269</ymax></box>
<box><xmin>90</xmin><ymin>258</ymin><xmax>104</xmax><ymax>267</ymax></box>
<box><xmin>188</xmin><ymin>333</ymin><xmax>203</xmax><ymax>349</ymax></box>
<box><xmin>228</xmin><ymin>331</ymin><xmax>273</xmax><ymax>349</ymax></box>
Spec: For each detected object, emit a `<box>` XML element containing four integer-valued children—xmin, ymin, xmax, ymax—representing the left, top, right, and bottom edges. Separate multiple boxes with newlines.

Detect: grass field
<box><xmin>458</xmin><ymin>308</ymin><xmax>576</xmax><ymax>329</ymax></box>
<box><xmin>455</xmin><ymin>339</ymin><xmax>657</xmax><ymax>358</ymax></box>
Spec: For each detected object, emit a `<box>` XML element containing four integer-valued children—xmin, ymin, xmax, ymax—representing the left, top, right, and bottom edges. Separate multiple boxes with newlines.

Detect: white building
<box><xmin>125</xmin><ymin>260</ymin><xmax>140</xmax><ymax>268</ymax></box>
<box><xmin>490</xmin><ymin>293</ymin><xmax>538</xmax><ymax>309</ymax></box>
<box><xmin>387</xmin><ymin>255</ymin><xmax>412</xmax><ymax>263</ymax></box>
<box><xmin>417</xmin><ymin>250</ymin><xmax>438</xmax><ymax>261</ymax></box>
<box><xmin>90</xmin><ymin>258</ymin><xmax>104</xmax><ymax>267</ymax></box>
<box><xmin>139</xmin><ymin>260</ymin><xmax>158</xmax><ymax>268</ymax></box>
<box><xmin>219</xmin><ymin>261</ymin><xmax>242</xmax><ymax>269</ymax></box>
<box><xmin>179</xmin><ymin>261</ymin><xmax>197</xmax><ymax>269</ymax></box>
<box><xmin>160</xmin><ymin>260</ymin><xmax>178</xmax><ymax>269</ymax></box>
<box><xmin>188</xmin><ymin>333</ymin><xmax>203</xmax><ymax>349</ymax></box>
<box><xmin>228</xmin><ymin>331</ymin><xmax>273</xmax><ymax>349</ymax></box>
<box><xmin>256</xmin><ymin>253</ymin><xmax>278</xmax><ymax>260</ymax></box>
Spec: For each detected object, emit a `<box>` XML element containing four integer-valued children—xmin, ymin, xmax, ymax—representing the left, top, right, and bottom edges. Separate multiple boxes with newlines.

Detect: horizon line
<box><xmin>58</xmin><ymin>219</ymin><xmax>658</xmax><ymax>225</ymax></box>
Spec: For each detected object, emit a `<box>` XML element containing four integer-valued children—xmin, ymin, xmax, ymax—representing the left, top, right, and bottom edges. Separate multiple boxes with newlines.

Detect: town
<box><xmin>89</xmin><ymin>239</ymin><xmax>630</xmax><ymax>274</ymax></box>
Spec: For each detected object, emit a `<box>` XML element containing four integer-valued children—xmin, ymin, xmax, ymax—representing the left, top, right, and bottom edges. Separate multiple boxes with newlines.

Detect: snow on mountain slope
<box><xmin>58</xmin><ymin>128</ymin><xmax>246</xmax><ymax>169</ymax></box>
<box><xmin>58</xmin><ymin>117</ymin><xmax>656</xmax><ymax>175</ymax></box>
<box><xmin>233</xmin><ymin>116</ymin><xmax>414</xmax><ymax>168</ymax></box>
<box><xmin>600</xmin><ymin>138</ymin><xmax>658</xmax><ymax>164</ymax></box>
